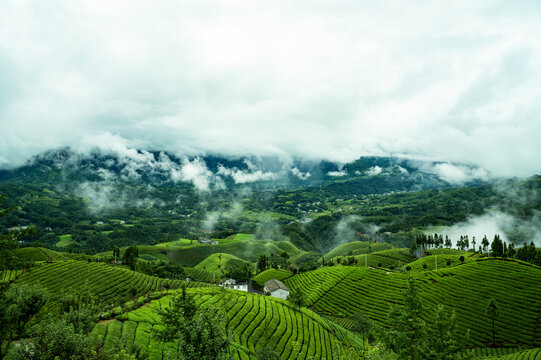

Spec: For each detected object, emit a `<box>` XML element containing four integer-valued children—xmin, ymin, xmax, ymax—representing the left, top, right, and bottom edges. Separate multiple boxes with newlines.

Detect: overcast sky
<box><xmin>1</xmin><ymin>0</ymin><xmax>540</xmax><ymax>177</ymax></box>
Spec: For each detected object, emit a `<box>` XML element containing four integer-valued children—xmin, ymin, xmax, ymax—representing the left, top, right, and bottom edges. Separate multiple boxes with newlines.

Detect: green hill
<box><xmin>329</xmin><ymin>248</ymin><xmax>417</xmax><ymax>269</ymax></box>
<box><xmin>253</xmin><ymin>268</ymin><xmax>293</xmax><ymax>286</ymax></box>
<box><xmin>323</xmin><ymin>241</ymin><xmax>391</xmax><ymax>261</ymax></box>
<box><xmin>13</xmin><ymin>260</ymin><xmax>212</xmax><ymax>312</ymax></box>
<box><xmin>480</xmin><ymin>348</ymin><xmax>541</xmax><ymax>359</ymax></box>
<box><xmin>131</xmin><ymin>237</ymin><xmax>305</xmax><ymax>267</ymax></box>
<box><xmin>15</xmin><ymin>247</ymin><xmax>90</xmax><ymax>262</ymax></box>
<box><xmin>92</xmin><ymin>287</ymin><xmax>361</xmax><ymax>360</ymax></box>
<box><xmin>404</xmin><ymin>253</ymin><xmax>475</xmax><ymax>271</ymax></box>
<box><xmin>285</xmin><ymin>259</ymin><xmax>541</xmax><ymax>348</ymax></box>
<box><xmin>194</xmin><ymin>253</ymin><xmax>250</xmax><ymax>276</ymax></box>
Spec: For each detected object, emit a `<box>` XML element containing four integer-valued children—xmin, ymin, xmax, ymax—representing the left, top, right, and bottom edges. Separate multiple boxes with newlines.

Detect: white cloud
<box><xmin>216</xmin><ymin>164</ymin><xmax>277</xmax><ymax>184</ymax></box>
<box><xmin>328</xmin><ymin>171</ymin><xmax>347</xmax><ymax>177</ymax></box>
<box><xmin>366</xmin><ymin>166</ymin><xmax>383</xmax><ymax>176</ymax></box>
<box><xmin>0</xmin><ymin>1</ymin><xmax>540</xmax><ymax>177</ymax></box>
<box><xmin>420</xmin><ymin>163</ymin><xmax>489</xmax><ymax>185</ymax></box>
<box><xmin>291</xmin><ymin>167</ymin><xmax>311</xmax><ymax>180</ymax></box>
<box><xmin>171</xmin><ymin>158</ymin><xmax>214</xmax><ymax>191</ymax></box>
<box><xmin>427</xmin><ymin>211</ymin><xmax>541</xmax><ymax>247</ymax></box>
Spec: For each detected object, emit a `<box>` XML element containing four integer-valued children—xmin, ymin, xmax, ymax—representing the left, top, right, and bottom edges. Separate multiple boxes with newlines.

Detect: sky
<box><xmin>1</xmin><ymin>0</ymin><xmax>540</xmax><ymax>177</ymax></box>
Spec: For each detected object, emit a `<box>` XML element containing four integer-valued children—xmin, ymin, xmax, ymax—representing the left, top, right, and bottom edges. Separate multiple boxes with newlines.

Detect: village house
<box><xmin>264</xmin><ymin>279</ymin><xmax>290</xmax><ymax>300</ymax></box>
<box><xmin>220</xmin><ymin>278</ymin><xmax>248</xmax><ymax>292</ymax></box>
<box><xmin>198</xmin><ymin>238</ymin><xmax>219</xmax><ymax>245</ymax></box>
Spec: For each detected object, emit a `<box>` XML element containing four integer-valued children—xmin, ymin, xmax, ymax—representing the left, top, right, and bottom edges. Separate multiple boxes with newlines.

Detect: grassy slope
<box><xmin>253</xmin><ymin>269</ymin><xmax>294</xmax><ymax>286</ymax></box>
<box><xmin>15</xmin><ymin>247</ymin><xmax>89</xmax><ymax>262</ymax></box>
<box><xmin>479</xmin><ymin>348</ymin><xmax>541</xmax><ymax>359</ymax></box>
<box><xmin>194</xmin><ymin>253</ymin><xmax>250</xmax><ymax>275</ymax></box>
<box><xmin>285</xmin><ymin>259</ymin><xmax>541</xmax><ymax>348</ymax></box>
<box><xmin>323</xmin><ymin>241</ymin><xmax>391</xmax><ymax>261</ymax></box>
<box><xmin>329</xmin><ymin>248</ymin><xmax>417</xmax><ymax>269</ymax></box>
<box><xmin>135</xmin><ymin>237</ymin><xmax>304</xmax><ymax>267</ymax></box>
<box><xmin>13</xmin><ymin>260</ymin><xmax>212</xmax><ymax>312</ymax></box>
<box><xmin>405</xmin><ymin>253</ymin><xmax>475</xmax><ymax>271</ymax></box>
<box><xmin>93</xmin><ymin>287</ymin><xmax>361</xmax><ymax>360</ymax></box>
<box><xmin>56</xmin><ymin>234</ymin><xmax>73</xmax><ymax>247</ymax></box>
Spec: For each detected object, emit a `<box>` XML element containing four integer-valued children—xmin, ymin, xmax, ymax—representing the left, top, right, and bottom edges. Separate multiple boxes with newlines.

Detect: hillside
<box><xmin>130</xmin><ymin>236</ymin><xmax>305</xmax><ymax>267</ymax></box>
<box><xmin>10</xmin><ymin>260</ymin><xmax>212</xmax><ymax>313</ymax></box>
<box><xmin>92</xmin><ymin>287</ymin><xmax>361</xmax><ymax>360</ymax></box>
<box><xmin>285</xmin><ymin>259</ymin><xmax>541</xmax><ymax>348</ymax></box>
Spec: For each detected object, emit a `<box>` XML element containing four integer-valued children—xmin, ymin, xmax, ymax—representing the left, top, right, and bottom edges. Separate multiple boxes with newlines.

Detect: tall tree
<box><xmin>385</xmin><ymin>277</ymin><xmax>427</xmax><ymax>360</ymax></box>
<box><xmin>352</xmin><ymin>312</ymin><xmax>373</xmax><ymax>350</ymax></box>
<box><xmin>0</xmin><ymin>284</ymin><xmax>47</xmax><ymax>359</ymax></box>
<box><xmin>481</xmin><ymin>235</ymin><xmax>490</xmax><ymax>253</ymax></box>
<box><xmin>123</xmin><ymin>245</ymin><xmax>139</xmax><ymax>270</ymax></box>
<box><xmin>6</xmin><ymin>284</ymin><xmax>48</xmax><ymax>337</ymax></box>
<box><xmin>155</xmin><ymin>286</ymin><xmax>230</xmax><ymax>360</ymax></box>
<box><xmin>490</xmin><ymin>235</ymin><xmax>503</xmax><ymax>257</ymax></box>
<box><xmin>287</xmin><ymin>290</ymin><xmax>306</xmax><ymax>310</ymax></box>
<box><xmin>485</xmin><ymin>298</ymin><xmax>499</xmax><ymax>344</ymax></box>
<box><xmin>426</xmin><ymin>305</ymin><xmax>468</xmax><ymax>360</ymax></box>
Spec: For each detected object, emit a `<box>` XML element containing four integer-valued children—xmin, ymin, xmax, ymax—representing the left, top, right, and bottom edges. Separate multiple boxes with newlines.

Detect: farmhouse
<box><xmin>221</xmin><ymin>278</ymin><xmax>248</xmax><ymax>292</ymax></box>
<box><xmin>264</xmin><ymin>279</ymin><xmax>290</xmax><ymax>300</ymax></box>
<box><xmin>198</xmin><ymin>238</ymin><xmax>219</xmax><ymax>245</ymax></box>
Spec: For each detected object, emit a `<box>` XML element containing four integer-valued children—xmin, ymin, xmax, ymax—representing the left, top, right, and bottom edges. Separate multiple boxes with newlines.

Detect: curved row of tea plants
<box><xmin>94</xmin><ymin>288</ymin><xmax>361</xmax><ymax>360</ymax></box>
<box><xmin>285</xmin><ymin>259</ymin><xmax>541</xmax><ymax>348</ymax></box>
<box><xmin>0</xmin><ymin>269</ymin><xmax>23</xmax><ymax>282</ymax></box>
<box><xmin>480</xmin><ymin>348</ymin><xmax>541</xmax><ymax>359</ymax></box>
<box><xmin>253</xmin><ymin>268</ymin><xmax>293</xmax><ymax>286</ymax></box>
<box><xmin>329</xmin><ymin>248</ymin><xmax>416</xmax><ymax>268</ymax></box>
<box><xmin>404</xmin><ymin>253</ymin><xmax>475</xmax><ymax>271</ymax></box>
<box><xmin>13</xmin><ymin>260</ymin><xmax>212</xmax><ymax>310</ymax></box>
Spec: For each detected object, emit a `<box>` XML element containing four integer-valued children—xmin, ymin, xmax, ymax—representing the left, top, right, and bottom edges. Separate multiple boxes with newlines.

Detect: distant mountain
<box><xmin>0</xmin><ymin>147</ymin><xmax>486</xmax><ymax>194</ymax></box>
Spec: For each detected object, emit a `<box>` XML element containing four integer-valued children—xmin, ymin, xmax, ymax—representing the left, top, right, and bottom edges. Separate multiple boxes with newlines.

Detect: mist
<box><xmin>1</xmin><ymin>1</ymin><xmax>541</xmax><ymax>178</ymax></box>
<box><xmin>427</xmin><ymin>210</ymin><xmax>541</xmax><ymax>247</ymax></box>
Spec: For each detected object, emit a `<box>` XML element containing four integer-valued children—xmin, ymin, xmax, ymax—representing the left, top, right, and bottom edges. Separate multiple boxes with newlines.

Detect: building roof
<box><xmin>264</xmin><ymin>279</ymin><xmax>289</xmax><ymax>293</ymax></box>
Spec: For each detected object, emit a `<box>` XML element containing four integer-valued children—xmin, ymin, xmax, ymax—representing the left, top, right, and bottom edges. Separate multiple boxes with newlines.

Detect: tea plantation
<box><xmin>92</xmin><ymin>288</ymin><xmax>361</xmax><ymax>360</ymax></box>
<box><xmin>285</xmin><ymin>259</ymin><xmax>541</xmax><ymax>348</ymax></box>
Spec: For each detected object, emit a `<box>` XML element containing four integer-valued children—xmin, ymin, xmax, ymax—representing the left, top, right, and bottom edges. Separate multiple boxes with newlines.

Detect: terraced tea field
<box><xmin>322</xmin><ymin>241</ymin><xmax>391</xmax><ymax>261</ymax></box>
<box><xmin>285</xmin><ymin>259</ymin><xmax>541</xmax><ymax>348</ymax></box>
<box><xmin>92</xmin><ymin>288</ymin><xmax>361</xmax><ymax>360</ymax></box>
<box><xmin>15</xmin><ymin>247</ymin><xmax>89</xmax><ymax>262</ymax></box>
<box><xmin>405</xmin><ymin>253</ymin><xmax>475</xmax><ymax>271</ymax></box>
<box><xmin>481</xmin><ymin>348</ymin><xmax>541</xmax><ymax>359</ymax></box>
<box><xmin>330</xmin><ymin>248</ymin><xmax>416</xmax><ymax>268</ymax></box>
<box><xmin>13</xmin><ymin>260</ymin><xmax>212</xmax><ymax>311</ymax></box>
<box><xmin>253</xmin><ymin>268</ymin><xmax>293</xmax><ymax>286</ymax></box>
<box><xmin>121</xmin><ymin>237</ymin><xmax>305</xmax><ymax>267</ymax></box>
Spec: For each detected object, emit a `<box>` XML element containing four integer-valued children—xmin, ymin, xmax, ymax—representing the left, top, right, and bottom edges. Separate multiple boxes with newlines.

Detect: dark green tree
<box><xmin>485</xmin><ymin>298</ymin><xmax>499</xmax><ymax>344</ymax></box>
<box><xmin>155</xmin><ymin>285</ymin><xmax>229</xmax><ymax>360</ymax></box>
<box><xmin>385</xmin><ymin>277</ymin><xmax>427</xmax><ymax>360</ymax></box>
<box><xmin>155</xmin><ymin>285</ymin><xmax>197</xmax><ymax>342</ymax></box>
<box><xmin>256</xmin><ymin>254</ymin><xmax>268</xmax><ymax>272</ymax></box>
<box><xmin>352</xmin><ymin>312</ymin><xmax>373</xmax><ymax>350</ymax></box>
<box><xmin>287</xmin><ymin>289</ymin><xmax>306</xmax><ymax>310</ymax></box>
<box><xmin>426</xmin><ymin>305</ymin><xmax>469</xmax><ymax>360</ymax></box>
<box><xmin>113</xmin><ymin>246</ymin><xmax>121</xmax><ymax>261</ymax></box>
<box><xmin>123</xmin><ymin>245</ymin><xmax>139</xmax><ymax>270</ymax></box>
<box><xmin>6</xmin><ymin>284</ymin><xmax>48</xmax><ymax>337</ymax></box>
<box><xmin>481</xmin><ymin>235</ymin><xmax>490</xmax><ymax>253</ymax></box>
<box><xmin>254</xmin><ymin>347</ymin><xmax>280</xmax><ymax>360</ymax></box>
<box><xmin>279</xmin><ymin>251</ymin><xmax>289</xmax><ymax>267</ymax></box>
<box><xmin>490</xmin><ymin>235</ymin><xmax>503</xmax><ymax>257</ymax></box>
<box><xmin>0</xmin><ymin>284</ymin><xmax>47</xmax><ymax>359</ymax></box>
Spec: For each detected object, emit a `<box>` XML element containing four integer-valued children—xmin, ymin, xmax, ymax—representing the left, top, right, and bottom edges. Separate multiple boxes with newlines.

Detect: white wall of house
<box><xmin>270</xmin><ymin>289</ymin><xmax>289</xmax><ymax>300</ymax></box>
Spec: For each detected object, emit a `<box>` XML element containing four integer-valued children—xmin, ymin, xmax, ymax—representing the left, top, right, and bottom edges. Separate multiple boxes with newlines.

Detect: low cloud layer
<box><xmin>427</xmin><ymin>211</ymin><xmax>541</xmax><ymax>247</ymax></box>
<box><xmin>1</xmin><ymin>1</ymin><xmax>541</xmax><ymax>177</ymax></box>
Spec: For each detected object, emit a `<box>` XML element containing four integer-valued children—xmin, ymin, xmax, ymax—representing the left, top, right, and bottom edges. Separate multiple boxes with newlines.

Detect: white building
<box><xmin>221</xmin><ymin>279</ymin><xmax>248</xmax><ymax>292</ymax></box>
<box><xmin>264</xmin><ymin>279</ymin><xmax>290</xmax><ymax>300</ymax></box>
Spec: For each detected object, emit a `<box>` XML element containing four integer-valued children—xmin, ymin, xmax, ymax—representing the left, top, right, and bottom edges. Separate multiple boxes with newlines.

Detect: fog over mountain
<box><xmin>1</xmin><ymin>1</ymin><xmax>540</xmax><ymax>178</ymax></box>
